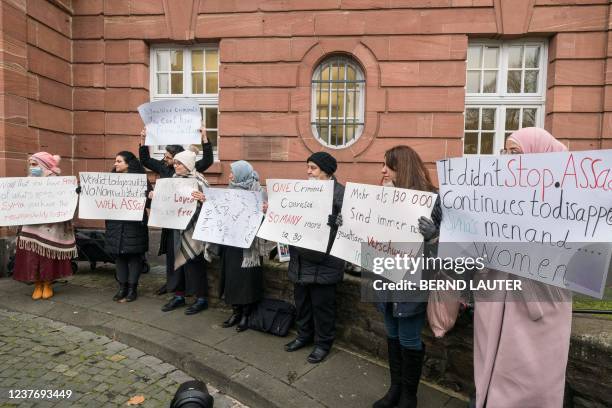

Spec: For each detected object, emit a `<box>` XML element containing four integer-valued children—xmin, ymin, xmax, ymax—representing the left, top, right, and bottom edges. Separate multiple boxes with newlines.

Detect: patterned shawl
<box><xmin>172</xmin><ymin>172</ymin><xmax>209</xmax><ymax>270</ymax></box>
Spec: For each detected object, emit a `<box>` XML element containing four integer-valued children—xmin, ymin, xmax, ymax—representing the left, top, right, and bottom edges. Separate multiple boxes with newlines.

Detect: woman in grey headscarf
<box><xmin>217</xmin><ymin>160</ymin><xmax>274</xmax><ymax>332</ymax></box>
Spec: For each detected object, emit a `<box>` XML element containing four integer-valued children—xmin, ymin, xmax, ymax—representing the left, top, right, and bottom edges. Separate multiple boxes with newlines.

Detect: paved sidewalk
<box><xmin>0</xmin><ymin>309</ymin><xmax>245</xmax><ymax>408</ymax></box>
<box><xmin>0</xmin><ymin>273</ymin><xmax>465</xmax><ymax>408</ymax></box>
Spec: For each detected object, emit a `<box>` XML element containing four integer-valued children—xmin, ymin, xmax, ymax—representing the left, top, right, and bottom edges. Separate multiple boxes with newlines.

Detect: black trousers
<box><xmin>115</xmin><ymin>254</ymin><xmax>143</xmax><ymax>285</ymax></box>
<box><xmin>294</xmin><ymin>283</ymin><xmax>337</xmax><ymax>350</ymax></box>
<box><xmin>165</xmin><ymin>233</ymin><xmax>208</xmax><ymax>298</ymax></box>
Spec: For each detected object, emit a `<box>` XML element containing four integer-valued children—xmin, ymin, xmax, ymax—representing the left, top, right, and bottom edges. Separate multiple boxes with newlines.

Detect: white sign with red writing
<box><xmin>78</xmin><ymin>172</ymin><xmax>147</xmax><ymax>221</ymax></box>
<box><xmin>0</xmin><ymin>176</ymin><xmax>78</xmax><ymax>226</ymax></box>
<box><xmin>330</xmin><ymin>182</ymin><xmax>436</xmax><ymax>274</ymax></box>
<box><xmin>148</xmin><ymin>178</ymin><xmax>198</xmax><ymax>230</ymax></box>
<box><xmin>437</xmin><ymin>149</ymin><xmax>612</xmax><ymax>298</ymax></box>
<box><xmin>256</xmin><ymin>179</ymin><xmax>334</xmax><ymax>253</ymax></box>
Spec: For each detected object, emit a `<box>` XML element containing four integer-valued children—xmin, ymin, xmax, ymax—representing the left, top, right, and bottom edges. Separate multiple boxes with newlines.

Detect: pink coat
<box><xmin>473</xmin><ymin>270</ymin><xmax>572</xmax><ymax>408</ymax></box>
<box><xmin>475</xmin><ymin>128</ymin><xmax>572</xmax><ymax>408</ymax></box>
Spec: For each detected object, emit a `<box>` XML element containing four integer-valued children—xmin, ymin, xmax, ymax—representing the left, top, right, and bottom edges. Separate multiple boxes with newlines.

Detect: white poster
<box><xmin>256</xmin><ymin>179</ymin><xmax>334</xmax><ymax>253</ymax></box>
<box><xmin>331</xmin><ymin>182</ymin><xmax>436</xmax><ymax>278</ymax></box>
<box><xmin>0</xmin><ymin>177</ymin><xmax>78</xmax><ymax>226</ymax></box>
<box><xmin>192</xmin><ymin>188</ymin><xmax>264</xmax><ymax>248</ymax></box>
<box><xmin>148</xmin><ymin>178</ymin><xmax>198</xmax><ymax>230</ymax></box>
<box><xmin>78</xmin><ymin>172</ymin><xmax>147</xmax><ymax>221</ymax></box>
<box><xmin>437</xmin><ymin>150</ymin><xmax>612</xmax><ymax>298</ymax></box>
<box><xmin>137</xmin><ymin>99</ymin><xmax>201</xmax><ymax>146</ymax></box>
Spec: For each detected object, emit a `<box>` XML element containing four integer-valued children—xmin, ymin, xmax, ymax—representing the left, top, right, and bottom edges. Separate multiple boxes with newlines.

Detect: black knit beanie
<box><xmin>307</xmin><ymin>152</ymin><xmax>337</xmax><ymax>175</ymax></box>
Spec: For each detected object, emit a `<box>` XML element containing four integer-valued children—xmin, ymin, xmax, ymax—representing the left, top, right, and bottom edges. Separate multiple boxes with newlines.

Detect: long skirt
<box><xmin>220</xmin><ymin>246</ymin><xmax>263</xmax><ymax>305</ymax></box>
<box><xmin>13</xmin><ymin>248</ymin><xmax>72</xmax><ymax>282</ymax></box>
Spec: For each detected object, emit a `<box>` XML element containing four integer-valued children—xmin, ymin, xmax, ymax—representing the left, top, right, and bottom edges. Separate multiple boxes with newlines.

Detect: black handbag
<box><xmin>248</xmin><ymin>299</ymin><xmax>296</xmax><ymax>337</ymax></box>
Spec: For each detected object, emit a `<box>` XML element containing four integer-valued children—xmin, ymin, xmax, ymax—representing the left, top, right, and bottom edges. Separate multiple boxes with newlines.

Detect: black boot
<box><xmin>372</xmin><ymin>337</ymin><xmax>402</xmax><ymax>408</ymax></box>
<box><xmin>113</xmin><ymin>283</ymin><xmax>128</xmax><ymax>301</ymax></box>
<box><xmin>236</xmin><ymin>305</ymin><xmax>250</xmax><ymax>332</ymax></box>
<box><xmin>222</xmin><ymin>306</ymin><xmax>242</xmax><ymax>328</ymax></box>
<box><xmin>398</xmin><ymin>344</ymin><xmax>425</xmax><ymax>408</ymax></box>
<box><xmin>125</xmin><ymin>283</ymin><xmax>138</xmax><ymax>302</ymax></box>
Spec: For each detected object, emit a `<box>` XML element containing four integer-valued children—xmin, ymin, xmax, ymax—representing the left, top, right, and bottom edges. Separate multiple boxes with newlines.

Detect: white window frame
<box><xmin>310</xmin><ymin>55</ymin><xmax>366</xmax><ymax>149</ymax></box>
<box><xmin>464</xmin><ymin>39</ymin><xmax>547</xmax><ymax>155</ymax></box>
<box><xmin>149</xmin><ymin>44</ymin><xmax>219</xmax><ymax>161</ymax></box>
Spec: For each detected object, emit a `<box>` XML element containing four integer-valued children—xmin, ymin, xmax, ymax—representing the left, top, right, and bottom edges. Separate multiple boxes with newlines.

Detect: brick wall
<box><xmin>1</xmin><ymin>0</ymin><xmax>609</xmax><ymax>182</ymax></box>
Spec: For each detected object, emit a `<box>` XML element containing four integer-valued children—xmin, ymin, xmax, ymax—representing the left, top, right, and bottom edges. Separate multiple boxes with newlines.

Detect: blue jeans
<box><xmin>383</xmin><ymin>303</ymin><xmax>426</xmax><ymax>350</ymax></box>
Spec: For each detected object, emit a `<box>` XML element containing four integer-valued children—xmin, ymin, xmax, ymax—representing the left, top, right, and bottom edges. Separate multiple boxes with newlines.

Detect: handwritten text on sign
<box><xmin>0</xmin><ymin>177</ymin><xmax>78</xmax><ymax>226</ymax></box>
<box><xmin>437</xmin><ymin>150</ymin><xmax>612</xmax><ymax>298</ymax></box>
<box><xmin>78</xmin><ymin>172</ymin><xmax>147</xmax><ymax>221</ymax></box>
<box><xmin>257</xmin><ymin>179</ymin><xmax>333</xmax><ymax>253</ymax></box>
<box><xmin>330</xmin><ymin>182</ymin><xmax>436</xmax><ymax>274</ymax></box>
<box><xmin>148</xmin><ymin>178</ymin><xmax>198</xmax><ymax>230</ymax></box>
<box><xmin>138</xmin><ymin>99</ymin><xmax>201</xmax><ymax>146</ymax></box>
<box><xmin>193</xmin><ymin>188</ymin><xmax>263</xmax><ymax>248</ymax></box>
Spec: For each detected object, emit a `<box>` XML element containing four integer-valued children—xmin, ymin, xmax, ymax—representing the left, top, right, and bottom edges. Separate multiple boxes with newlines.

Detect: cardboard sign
<box><xmin>330</xmin><ymin>182</ymin><xmax>436</xmax><ymax>278</ymax></box>
<box><xmin>193</xmin><ymin>188</ymin><xmax>264</xmax><ymax>248</ymax></box>
<box><xmin>148</xmin><ymin>178</ymin><xmax>198</xmax><ymax>229</ymax></box>
<box><xmin>257</xmin><ymin>179</ymin><xmax>334</xmax><ymax>253</ymax></box>
<box><xmin>0</xmin><ymin>177</ymin><xmax>78</xmax><ymax>226</ymax></box>
<box><xmin>78</xmin><ymin>172</ymin><xmax>147</xmax><ymax>221</ymax></box>
<box><xmin>138</xmin><ymin>99</ymin><xmax>201</xmax><ymax>146</ymax></box>
<box><xmin>437</xmin><ymin>150</ymin><xmax>612</xmax><ymax>298</ymax></box>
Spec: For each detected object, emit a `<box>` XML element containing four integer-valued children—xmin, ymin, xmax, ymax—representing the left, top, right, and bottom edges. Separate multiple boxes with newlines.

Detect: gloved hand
<box><xmin>418</xmin><ymin>216</ymin><xmax>438</xmax><ymax>241</ymax></box>
<box><xmin>75</xmin><ymin>186</ymin><xmax>81</xmax><ymax>194</ymax></box>
<box><xmin>327</xmin><ymin>213</ymin><xmax>343</xmax><ymax>227</ymax></box>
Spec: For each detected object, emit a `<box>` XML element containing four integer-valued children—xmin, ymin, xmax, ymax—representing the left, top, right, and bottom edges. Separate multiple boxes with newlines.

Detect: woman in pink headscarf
<box><xmin>13</xmin><ymin>152</ymin><xmax>77</xmax><ymax>300</ymax></box>
<box><xmin>472</xmin><ymin>127</ymin><xmax>572</xmax><ymax>408</ymax></box>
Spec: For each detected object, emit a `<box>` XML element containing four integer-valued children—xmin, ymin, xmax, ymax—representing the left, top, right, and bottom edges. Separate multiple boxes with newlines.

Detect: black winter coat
<box><xmin>288</xmin><ymin>178</ymin><xmax>346</xmax><ymax>285</ymax></box>
<box><xmin>104</xmin><ymin>179</ymin><xmax>152</xmax><ymax>257</ymax></box>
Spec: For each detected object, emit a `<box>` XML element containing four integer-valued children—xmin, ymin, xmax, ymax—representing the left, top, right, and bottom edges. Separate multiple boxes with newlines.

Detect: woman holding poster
<box><xmin>472</xmin><ymin>128</ymin><xmax>572</xmax><ymax>408</ymax></box>
<box><xmin>139</xmin><ymin>127</ymin><xmax>214</xmax><ymax>296</ymax></box>
<box><xmin>373</xmin><ymin>146</ymin><xmax>442</xmax><ymax>408</ymax></box>
<box><xmin>159</xmin><ymin>148</ymin><xmax>210</xmax><ymax>316</ymax></box>
<box><xmin>104</xmin><ymin>151</ymin><xmax>151</xmax><ymax>302</ymax></box>
<box><xmin>209</xmin><ymin>161</ymin><xmax>274</xmax><ymax>332</ymax></box>
<box><xmin>13</xmin><ymin>152</ymin><xmax>77</xmax><ymax>300</ymax></box>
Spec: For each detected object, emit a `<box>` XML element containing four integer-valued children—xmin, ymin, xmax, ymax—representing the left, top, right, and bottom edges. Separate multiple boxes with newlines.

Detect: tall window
<box><xmin>150</xmin><ymin>46</ymin><xmax>219</xmax><ymax>159</ymax></box>
<box><xmin>464</xmin><ymin>41</ymin><xmax>547</xmax><ymax>155</ymax></box>
<box><xmin>311</xmin><ymin>56</ymin><xmax>365</xmax><ymax>149</ymax></box>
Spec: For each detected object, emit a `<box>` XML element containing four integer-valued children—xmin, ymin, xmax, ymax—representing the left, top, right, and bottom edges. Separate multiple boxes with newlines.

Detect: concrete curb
<box><xmin>0</xmin><ymin>290</ymin><xmax>326</xmax><ymax>408</ymax></box>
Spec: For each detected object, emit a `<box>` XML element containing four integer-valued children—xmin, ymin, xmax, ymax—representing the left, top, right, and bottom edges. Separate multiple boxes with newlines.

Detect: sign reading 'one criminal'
<box><xmin>437</xmin><ymin>149</ymin><xmax>612</xmax><ymax>298</ymax></box>
<box><xmin>0</xmin><ymin>177</ymin><xmax>78</xmax><ymax>226</ymax></box>
<box><xmin>78</xmin><ymin>172</ymin><xmax>147</xmax><ymax>221</ymax></box>
<box><xmin>257</xmin><ymin>179</ymin><xmax>334</xmax><ymax>253</ymax></box>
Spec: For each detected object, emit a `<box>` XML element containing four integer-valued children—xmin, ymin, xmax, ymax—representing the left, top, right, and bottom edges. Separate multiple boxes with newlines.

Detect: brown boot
<box><xmin>42</xmin><ymin>281</ymin><xmax>54</xmax><ymax>299</ymax></box>
<box><xmin>32</xmin><ymin>282</ymin><xmax>43</xmax><ymax>300</ymax></box>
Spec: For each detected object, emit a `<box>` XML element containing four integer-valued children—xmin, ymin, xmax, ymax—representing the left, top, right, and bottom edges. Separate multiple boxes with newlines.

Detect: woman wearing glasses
<box><xmin>473</xmin><ymin>127</ymin><xmax>572</xmax><ymax>408</ymax></box>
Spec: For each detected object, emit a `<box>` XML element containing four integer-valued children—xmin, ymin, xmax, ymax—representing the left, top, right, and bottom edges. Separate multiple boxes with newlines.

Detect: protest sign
<box><xmin>78</xmin><ymin>172</ymin><xmax>147</xmax><ymax>221</ymax></box>
<box><xmin>192</xmin><ymin>188</ymin><xmax>263</xmax><ymax>248</ymax></box>
<box><xmin>256</xmin><ymin>179</ymin><xmax>334</xmax><ymax>253</ymax></box>
<box><xmin>148</xmin><ymin>178</ymin><xmax>198</xmax><ymax>229</ymax></box>
<box><xmin>0</xmin><ymin>177</ymin><xmax>78</xmax><ymax>226</ymax></box>
<box><xmin>138</xmin><ymin>99</ymin><xmax>201</xmax><ymax>146</ymax></box>
<box><xmin>437</xmin><ymin>149</ymin><xmax>612</xmax><ymax>298</ymax></box>
<box><xmin>330</xmin><ymin>182</ymin><xmax>437</xmax><ymax>279</ymax></box>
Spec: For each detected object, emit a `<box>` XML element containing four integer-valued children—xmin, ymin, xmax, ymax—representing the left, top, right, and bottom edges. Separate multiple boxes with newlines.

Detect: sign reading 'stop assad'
<box><xmin>138</xmin><ymin>99</ymin><xmax>201</xmax><ymax>146</ymax></box>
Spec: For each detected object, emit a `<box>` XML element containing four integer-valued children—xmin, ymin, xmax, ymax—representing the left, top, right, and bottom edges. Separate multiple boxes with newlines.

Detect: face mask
<box><xmin>29</xmin><ymin>167</ymin><xmax>43</xmax><ymax>177</ymax></box>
